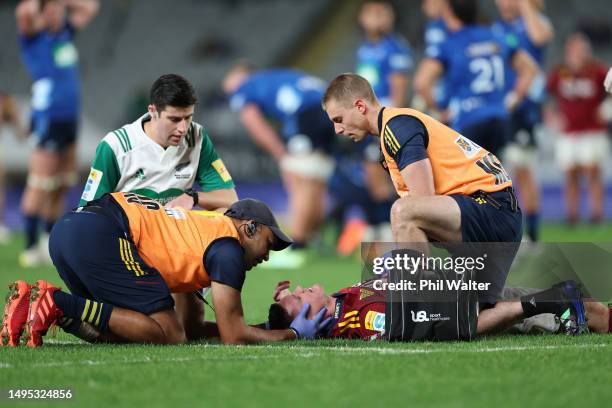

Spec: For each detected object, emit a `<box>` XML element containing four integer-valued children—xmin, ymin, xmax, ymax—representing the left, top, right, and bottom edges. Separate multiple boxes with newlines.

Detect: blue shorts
<box><xmin>30</xmin><ymin>117</ymin><xmax>78</xmax><ymax>152</ymax></box>
<box><xmin>460</xmin><ymin>118</ymin><xmax>511</xmax><ymax>158</ymax></box>
<box><xmin>49</xmin><ymin>208</ymin><xmax>174</xmax><ymax>315</ymax></box>
<box><xmin>451</xmin><ymin>189</ymin><xmax>522</xmax><ymax>243</ymax></box>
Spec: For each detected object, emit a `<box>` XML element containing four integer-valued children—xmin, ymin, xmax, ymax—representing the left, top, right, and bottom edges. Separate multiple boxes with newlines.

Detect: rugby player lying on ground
<box><xmin>268</xmin><ymin>280</ymin><xmax>611</xmax><ymax>340</ymax></box>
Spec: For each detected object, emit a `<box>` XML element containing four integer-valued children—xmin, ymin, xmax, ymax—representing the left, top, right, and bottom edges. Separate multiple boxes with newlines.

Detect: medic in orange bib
<box><xmin>1</xmin><ymin>192</ymin><xmax>331</xmax><ymax>347</ymax></box>
<box><xmin>323</xmin><ymin>73</ymin><xmax>524</xmax><ymax>334</ymax></box>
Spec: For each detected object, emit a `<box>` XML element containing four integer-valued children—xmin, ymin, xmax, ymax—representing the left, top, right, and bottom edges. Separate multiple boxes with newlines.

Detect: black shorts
<box><xmin>292</xmin><ymin>106</ymin><xmax>336</xmax><ymax>154</ymax></box>
<box><xmin>49</xmin><ymin>208</ymin><xmax>174</xmax><ymax>315</ymax></box>
<box><xmin>451</xmin><ymin>189</ymin><xmax>523</xmax><ymax>304</ymax></box>
<box><xmin>509</xmin><ymin>107</ymin><xmax>541</xmax><ymax>148</ymax></box>
<box><xmin>30</xmin><ymin>117</ymin><xmax>78</xmax><ymax>152</ymax></box>
<box><xmin>460</xmin><ymin>117</ymin><xmax>511</xmax><ymax>158</ymax></box>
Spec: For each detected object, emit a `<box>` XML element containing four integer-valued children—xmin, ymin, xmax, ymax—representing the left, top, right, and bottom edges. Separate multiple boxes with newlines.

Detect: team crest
<box><xmin>454</xmin><ymin>136</ymin><xmax>481</xmax><ymax>159</ymax></box>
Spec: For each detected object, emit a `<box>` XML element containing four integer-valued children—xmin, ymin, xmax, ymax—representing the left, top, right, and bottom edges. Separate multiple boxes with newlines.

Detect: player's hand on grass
<box><xmin>273</xmin><ymin>280</ymin><xmax>291</xmax><ymax>301</ymax></box>
<box><xmin>289</xmin><ymin>304</ymin><xmax>333</xmax><ymax>340</ymax></box>
<box><xmin>166</xmin><ymin>194</ymin><xmax>194</xmax><ymax>210</ymax></box>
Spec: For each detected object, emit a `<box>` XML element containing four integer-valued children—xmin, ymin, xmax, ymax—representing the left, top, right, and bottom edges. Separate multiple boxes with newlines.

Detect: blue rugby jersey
<box><xmin>356</xmin><ymin>34</ymin><xmax>413</xmax><ymax>106</ymax></box>
<box><xmin>18</xmin><ymin>22</ymin><xmax>81</xmax><ymax>121</ymax></box>
<box><xmin>426</xmin><ymin>25</ymin><xmax>517</xmax><ymax>131</ymax></box>
<box><xmin>228</xmin><ymin>69</ymin><xmax>327</xmax><ymax>139</ymax></box>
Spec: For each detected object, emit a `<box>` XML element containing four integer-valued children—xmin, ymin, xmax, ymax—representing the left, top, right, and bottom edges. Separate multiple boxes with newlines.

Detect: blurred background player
<box><xmin>492</xmin><ymin>0</ymin><xmax>554</xmax><ymax>242</ymax></box>
<box><xmin>545</xmin><ymin>32</ymin><xmax>611</xmax><ymax>225</ymax></box>
<box><xmin>15</xmin><ymin>0</ymin><xmax>98</xmax><ymax>267</ymax></box>
<box><xmin>414</xmin><ymin>0</ymin><xmax>537</xmax><ymax>158</ymax></box>
<box><xmin>223</xmin><ymin>63</ymin><xmax>336</xmax><ymax>267</ymax></box>
<box><xmin>356</xmin><ymin>0</ymin><xmax>412</xmax><ymax>108</ymax></box>
<box><xmin>0</xmin><ymin>93</ymin><xmax>26</xmax><ymax>244</ymax></box>
<box><xmin>329</xmin><ymin>0</ymin><xmax>411</xmax><ymax>253</ymax></box>
<box><xmin>420</xmin><ymin>0</ymin><xmax>450</xmax><ymax>117</ymax></box>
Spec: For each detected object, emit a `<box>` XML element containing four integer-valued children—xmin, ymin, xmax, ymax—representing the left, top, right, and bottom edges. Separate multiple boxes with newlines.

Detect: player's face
<box><xmin>277</xmin><ymin>284</ymin><xmax>327</xmax><ymax>319</ymax></box>
<box><xmin>495</xmin><ymin>0</ymin><xmax>519</xmax><ymax>21</ymax></box>
<box><xmin>325</xmin><ymin>99</ymin><xmax>370</xmax><ymax>142</ymax></box>
<box><xmin>150</xmin><ymin>105</ymin><xmax>195</xmax><ymax>147</ymax></box>
<box><xmin>422</xmin><ymin>0</ymin><xmax>443</xmax><ymax>19</ymax></box>
<box><xmin>243</xmin><ymin>226</ymin><xmax>275</xmax><ymax>270</ymax></box>
<box><xmin>359</xmin><ymin>3</ymin><xmax>394</xmax><ymax>36</ymax></box>
<box><xmin>42</xmin><ymin>0</ymin><xmax>67</xmax><ymax>31</ymax></box>
<box><xmin>565</xmin><ymin>35</ymin><xmax>591</xmax><ymax>71</ymax></box>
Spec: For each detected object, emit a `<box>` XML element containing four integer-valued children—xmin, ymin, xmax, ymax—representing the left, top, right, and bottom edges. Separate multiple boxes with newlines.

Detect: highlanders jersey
<box><xmin>379</xmin><ymin>107</ymin><xmax>512</xmax><ymax>197</ymax></box>
<box><xmin>18</xmin><ymin>22</ymin><xmax>80</xmax><ymax>120</ymax></box>
<box><xmin>356</xmin><ymin>34</ymin><xmax>413</xmax><ymax>105</ymax></box>
<box><xmin>426</xmin><ymin>25</ymin><xmax>517</xmax><ymax>131</ymax></box>
<box><xmin>330</xmin><ymin>281</ymin><xmax>386</xmax><ymax>340</ymax></box>
<box><xmin>110</xmin><ymin>192</ymin><xmax>240</xmax><ymax>292</ymax></box>
<box><xmin>80</xmin><ymin>114</ymin><xmax>234</xmax><ymax>206</ymax></box>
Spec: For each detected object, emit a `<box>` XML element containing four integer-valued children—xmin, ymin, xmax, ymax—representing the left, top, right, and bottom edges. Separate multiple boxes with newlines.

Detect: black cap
<box><xmin>224</xmin><ymin>198</ymin><xmax>293</xmax><ymax>251</ymax></box>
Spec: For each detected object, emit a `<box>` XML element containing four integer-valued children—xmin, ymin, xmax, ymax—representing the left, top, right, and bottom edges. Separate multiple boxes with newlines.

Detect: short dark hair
<box><xmin>150</xmin><ymin>74</ymin><xmax>198</xmax><ymax>111</ymax></box>
<box><xmin>449</xmin><ymin>0</ymin><xmax>479</xmax><ymax>25</ymax></box>
<box><xmin>268</xmin><ymin>303</ymin><xmax>292</xmax><ymax>330</ymax></box>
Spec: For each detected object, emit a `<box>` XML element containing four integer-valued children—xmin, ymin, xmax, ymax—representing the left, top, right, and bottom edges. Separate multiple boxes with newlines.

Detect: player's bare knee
<box><xmin>390</xmin><ymin>198</ymin><xmax>419</xmax><ymax>227</ymax></box>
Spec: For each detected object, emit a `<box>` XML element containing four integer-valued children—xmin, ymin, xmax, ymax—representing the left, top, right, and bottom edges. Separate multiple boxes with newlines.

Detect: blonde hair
<box><xmin>322</xmin><ymin>73</ymin><xmax>377</xmax><ymax>109</ymax></box>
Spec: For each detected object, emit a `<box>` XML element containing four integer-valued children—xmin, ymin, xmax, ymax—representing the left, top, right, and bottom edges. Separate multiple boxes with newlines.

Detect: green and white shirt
<box><xmin>80</xmin><ymin>113</ymin><xmax>234</xmax><ymax>206</ymax></box>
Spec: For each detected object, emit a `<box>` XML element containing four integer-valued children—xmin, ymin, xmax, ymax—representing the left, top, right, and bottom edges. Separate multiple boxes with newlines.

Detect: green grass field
<box><xmin>1</xmin><ymin>223</ymin><xmax>612</xmax><ymax>407</ymax></box>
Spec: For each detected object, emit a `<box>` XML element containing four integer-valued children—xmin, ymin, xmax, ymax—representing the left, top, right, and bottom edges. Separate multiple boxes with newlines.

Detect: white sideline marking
<box><xmin>0</xmin><ymin>342</ymin><xmax>607</xmax><ymax>369</ymax></box>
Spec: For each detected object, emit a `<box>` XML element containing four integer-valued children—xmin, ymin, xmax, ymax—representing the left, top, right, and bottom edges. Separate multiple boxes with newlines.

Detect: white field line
<box><xmin>0</xmin><ymin>342</ymin><xmax>607</xmax><ymax>369</ymax></box>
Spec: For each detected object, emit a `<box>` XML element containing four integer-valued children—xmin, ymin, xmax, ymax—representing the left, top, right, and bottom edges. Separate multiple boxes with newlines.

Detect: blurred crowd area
<box><xmin>0</xmin><ymin>0</ymin><xmax>610</xmax><ymax>181</ymax></box>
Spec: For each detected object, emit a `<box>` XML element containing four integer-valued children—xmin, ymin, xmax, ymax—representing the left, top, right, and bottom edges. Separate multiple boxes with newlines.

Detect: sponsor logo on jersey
<box><xmin>454</xmin><ymin>136</ymin><xmax>481</xmax><ymax>159</ymax></box>
<box><xmin>359</xmin><ymin>289</ymin><xmax>374</xmax><ymax>300</ymax></box>
<box><xmin>81</xmin><ymin>168</ymin><xmax>103</xmax><ymax>202</ymax></box>
<box><xmin>174</xmin><ymin>161</ymin><xmax>193</xmax><ymax>180</ymax></box>
<box><xmin>212</xmin><ymin>159</ymin><xmax>232</xmax><ymax>182</ymax></box>
<box><xmin>130</xmin><ymin>169</ymin><xmax>146</xmax><ymax>181</ymax></box>
<box><xmin>364</xmin><ymin>310</ymin><xmax>386</xmax><ymax>333</ymax></box>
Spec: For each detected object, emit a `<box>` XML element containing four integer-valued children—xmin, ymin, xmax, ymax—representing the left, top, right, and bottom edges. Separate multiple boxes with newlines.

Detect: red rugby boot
<box><xmin>23</xmin><ymin>280</ymin><xmax>63</xmax><ymax>347</ymax></box>
<box><xmin>1</xmin><ymin>280</ymin><xmax>31</xmax><ymax>347</ymax></box>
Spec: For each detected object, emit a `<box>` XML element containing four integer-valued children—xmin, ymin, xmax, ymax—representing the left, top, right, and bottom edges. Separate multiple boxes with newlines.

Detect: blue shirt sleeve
<box><xmin>425</xmin><ymin>38</ymin><xmax>448</xmax><ymax>68</ymax></box>
<box><xmin>388</xmin><ymin>36</ymin><xmax>413</xmax><ymax>74</ymax></box>
<box><xmin>382</xmin><ymin>115</ymin><xmax>428</xmax><ymax>171</ymax></box>
<box><xmin>204</xmin><ymin>238</ymin><xmax>246</xmax><ymax>292</ymax></box>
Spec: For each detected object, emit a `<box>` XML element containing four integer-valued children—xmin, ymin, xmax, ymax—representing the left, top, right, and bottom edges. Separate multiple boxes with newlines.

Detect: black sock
<box><xmin>292</xmin><ymin>242</ymin><xmax>306</xmax><ymax>250</ymax></box>
<box><xmin>44</xmin><ymin>219</ymin><xmax>56</xmax><ymax>234</ymax></box>
<box><xmin>520</xmin><ymin>286</ymin><xmax>568</xmax><ymax>318</ymax></box>
<box><xmin>24</xmin><ymin>215</ymin><xmax>40</xmax><ymax>249</ymax></box>
<box><xmin>53</xmin><ymin>291</ymin><xmax>113</xmax><ymax>332</ymax></box>
<box><xmin>526</xmin><ymin>213</ymin><xmax>540</xmax><ymax>242</ymax></box>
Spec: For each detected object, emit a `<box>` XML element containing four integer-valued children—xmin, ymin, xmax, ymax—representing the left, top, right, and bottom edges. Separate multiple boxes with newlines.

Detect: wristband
<box><xmin>184</xmin><ymin>188</ymin><xmax>199</xmax><ymax>207</ymax></box>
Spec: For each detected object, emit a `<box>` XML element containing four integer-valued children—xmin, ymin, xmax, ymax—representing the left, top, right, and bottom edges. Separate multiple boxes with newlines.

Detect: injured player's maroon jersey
<box><xmin>329</xmin><ymin>280</ymin><xmax>386</xmax><ymax>340</ymax></box>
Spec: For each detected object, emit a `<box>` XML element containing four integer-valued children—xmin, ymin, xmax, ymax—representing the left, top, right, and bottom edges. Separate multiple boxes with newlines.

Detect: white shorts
<box><xmin>503</xmin><ymin>142</ymin><xmax>538</xmax><ymax>170</ymax></box>
<box><xmin>555</xmin><ymin>130</ymin><xmax>610</xmax><ymax>170</ymax></box>
<box><xmin>280</xmin><ymin>152</ymin><xmax>335</xmax><ymax>181</ymax></box>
